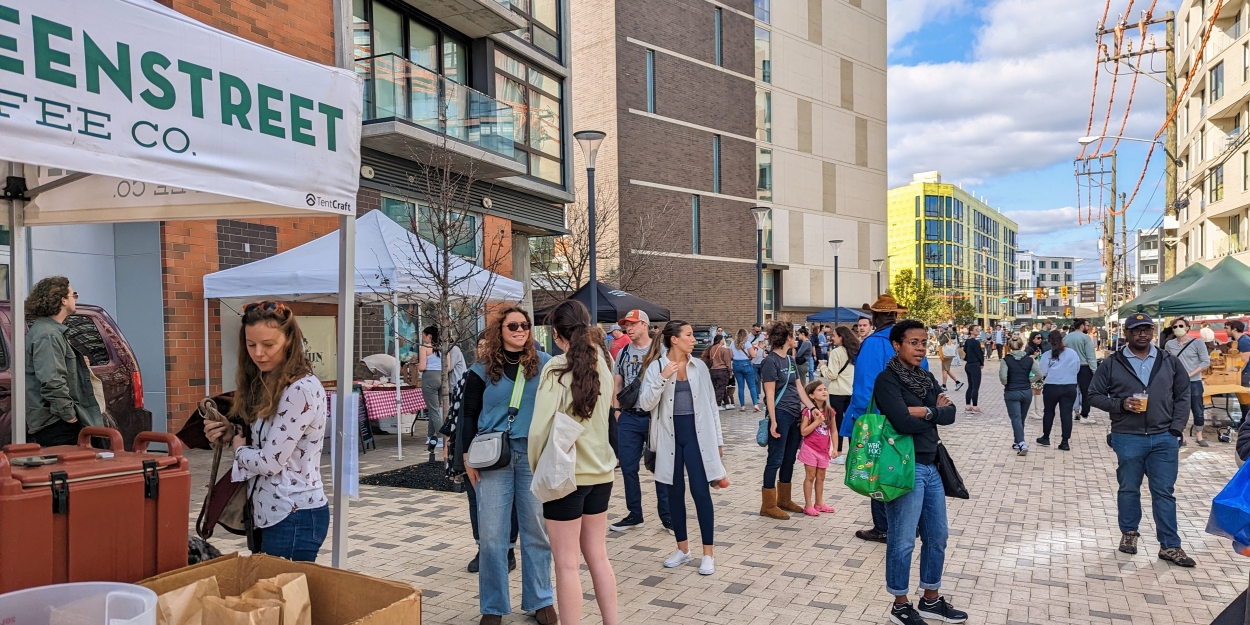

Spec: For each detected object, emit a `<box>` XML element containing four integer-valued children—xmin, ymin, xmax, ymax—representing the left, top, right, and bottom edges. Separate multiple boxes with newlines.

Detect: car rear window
<box><xmin>64</xmin><ymin>315</ymin><xmax>112</xmax><ymax>366</ymax></box>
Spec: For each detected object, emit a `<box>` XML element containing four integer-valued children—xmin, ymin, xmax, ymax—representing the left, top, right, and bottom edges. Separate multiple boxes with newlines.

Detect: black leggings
<box><xmin>1042</xmin><ymin>383</ymin><xmax>1078</xmax><ymax>442</ymax></box>
<box><xmin>668</xmin><ymin>413</ymin><xmax>715</xmax><ymax>546</ymax></box>
<box><xmin>965</xmin><ymin>366</ymin><xmax>982</xmax><ymax>406</ymax></box>
<box><xmin>831</xmin><ymin>395</ymin><xmax>851</xmax><ymax>452</ymax></box>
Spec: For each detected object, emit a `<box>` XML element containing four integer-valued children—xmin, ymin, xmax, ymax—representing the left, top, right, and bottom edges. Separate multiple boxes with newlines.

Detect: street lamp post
<box><xmin>872</xmin><ymin>258</ymin><xmax>885</xmax><ymax>297</ymax></box>
<box><xmin>829</xmin><ymin>240</ymin><xmax>843</xmax><ymax>329</ymax></box>
<box><xmin>574</xmin><ymin>130</ymin><xmax>607</xmax><ymax>324</ymax></box>
<box><xmin>751</xmin><ymin>207</ymin><xmax>770</xmax><ymax>325</ymax></box>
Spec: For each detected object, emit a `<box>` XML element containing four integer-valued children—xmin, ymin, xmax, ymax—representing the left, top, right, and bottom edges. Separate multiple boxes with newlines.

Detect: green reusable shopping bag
<box><xmin>844</xmin><ymin>401</ymin><xmax>915</xmax><ymax>502</ymax></box>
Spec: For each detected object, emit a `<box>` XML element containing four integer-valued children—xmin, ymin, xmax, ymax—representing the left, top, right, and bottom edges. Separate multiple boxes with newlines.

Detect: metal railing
<box><xmin>356</xmin><ymin>53</ymin><xmax>516</xmax><ymax>160</ymax></box>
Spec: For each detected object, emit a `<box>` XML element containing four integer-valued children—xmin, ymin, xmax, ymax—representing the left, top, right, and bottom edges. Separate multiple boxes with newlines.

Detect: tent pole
<box><xmin>8</xmin><ymin>161</ymin><xmax>26</xmax><ymax>445</ymax></box>
<box><xmin>204</xmin><ymin>299</ymin><xmax>211</xmax><ymax>397</ymax></box>
<box><xmin>331</xmin><ymin>214</ymin><xmax>356</xmax><ymax>568</ymax></box>
<box><xmin>394</xmin><ymin>289</ymin><xmax>402</xmax><ymax>461</ymax></box>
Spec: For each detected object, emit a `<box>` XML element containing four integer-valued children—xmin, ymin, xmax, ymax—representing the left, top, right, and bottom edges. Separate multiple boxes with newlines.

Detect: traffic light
<box><xmin>1035</xmin><ymin>287</ymin><xmax>1045</xmax><ymax>300</ymax></box>
<box><xmin>1065</xmin><ymin>307</ymin><xmax>1072</xmax><ymax>317</ymax></box>
<box><xmin>1060</xmin><ymin>285</ymin><xmax>1069</xmax><ymax>298</ymax></box>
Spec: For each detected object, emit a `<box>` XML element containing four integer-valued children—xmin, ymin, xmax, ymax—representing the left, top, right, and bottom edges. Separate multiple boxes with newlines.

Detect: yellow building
<box><xmin>888</xmin><ymin>172</ymin><xmax>1019</xmax><ymax>324</ymax></box>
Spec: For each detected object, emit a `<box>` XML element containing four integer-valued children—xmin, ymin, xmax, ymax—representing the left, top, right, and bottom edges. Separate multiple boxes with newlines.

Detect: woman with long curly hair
<box><xmin>460</xmin><ymin>305</ymin><xmax>556</xmax><ymax>625</ymax></box>
<box><xmin>203</xmin><ymin>301</ymin><xmax>328</xmax><ymax>561</ymax></box>
<box><xmin>530</xmin><ymin>300</ymin><xmax>619</xmax><ymax>625</ymax></box>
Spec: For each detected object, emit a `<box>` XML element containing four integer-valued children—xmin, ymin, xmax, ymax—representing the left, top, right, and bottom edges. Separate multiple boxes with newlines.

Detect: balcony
<box><xmin>357</xmin><ymin>54</ymin><xmax>525</xmax><ymax>179</ymax></box>
<box><xmin>396</xmin><ymin>0</ymin><xmax>524</xmax><ymax>38</ymax></box>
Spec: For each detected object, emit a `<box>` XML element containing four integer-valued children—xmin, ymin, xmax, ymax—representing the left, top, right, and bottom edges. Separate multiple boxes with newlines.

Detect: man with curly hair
<box><xmin>25</xmin><ymin>276</ymin><xmax>102</xmax><ymax>446</ymax></box>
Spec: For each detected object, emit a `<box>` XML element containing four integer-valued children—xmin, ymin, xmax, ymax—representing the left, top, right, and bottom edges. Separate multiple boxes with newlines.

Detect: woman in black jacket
<box><xmin>872</xmin><ymin>320</ymin><xmax>968</xmax><ymax>625</ymax></box>
<box><xmin>962</xmin><ymin>326</ymin><xmax>985</xmax><ymax>413</ymax></box>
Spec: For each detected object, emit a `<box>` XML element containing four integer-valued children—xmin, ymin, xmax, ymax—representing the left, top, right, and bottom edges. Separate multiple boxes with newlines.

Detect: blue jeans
<box><xmin>476</xmin><ymin>442</ymin><xmax>553</xmax><ymax>616</ymax></box>
<box><xmin>733</xmin><ymin>360</ymin><xmax>759</xmax><ymax>406</ymax></box>
<box><xmin>466</xmin><ymin>476</ymin><xmax>518</xmax><ymax>546</ymax></box>
<box><xmin>1003</xmin><ymin>389</ymin><xmax>1033</xmax><ymax>446</ymax></box>
<box><xmin>884</xmin><ymin>463</ymin><xmax>948</xmax><ymax>596</ymax></box>
<box><xmin>1110</xmin><ymin>432</ymin><xmax>1181</xmax><ymax>548</ymax></box>
<box><xmin>762</xmin><ymin>409</ymin><xmax>801</xmax><ymax>488</ymax></box>
<box><xmin>259</xmin><ymin>505</ymin><xmax>329</xmax><ymax>562</ymax></box>
<box><xmin>616</xmin><ymin>410</ymin><xmax>671</xmax><ymax>523</ymax></box>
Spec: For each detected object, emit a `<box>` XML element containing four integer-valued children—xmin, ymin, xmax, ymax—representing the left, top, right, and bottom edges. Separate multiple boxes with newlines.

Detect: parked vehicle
<box><xmin>1186</xmin><ymin>317</ymin><xmax>1250</xmax><ymax>345</ymax></box>
<box><xmin>0</xmin><ymin>303</ymin><xmax>152</xmax><ymax>449</ymax></box>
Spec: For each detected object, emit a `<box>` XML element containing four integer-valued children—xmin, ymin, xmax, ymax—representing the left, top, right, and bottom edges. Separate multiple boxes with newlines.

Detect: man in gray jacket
<box><xmin>1064</xmin><ymin>318</ymin><xmax>1098</xmax><ymax>421</ymax></box>
<box><xmin>25</xmin><ymin>276</ymin><xmax>102</xmax><ymax>447</ymax></box>
<box><xmin>1088</xmin><ymin>312</ymin><xmax>1195</xmax><ymax>567</ymax></box>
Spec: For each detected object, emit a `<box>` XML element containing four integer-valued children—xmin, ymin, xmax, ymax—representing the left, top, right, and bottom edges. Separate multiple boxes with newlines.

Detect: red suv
<box><xmin>0</xmin><ymin>303</ymin><xmax>152</xmax><ymax>448</ymax></box>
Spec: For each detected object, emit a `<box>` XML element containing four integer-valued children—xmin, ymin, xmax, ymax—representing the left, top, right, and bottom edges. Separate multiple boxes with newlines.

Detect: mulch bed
<box><xmin>359</xmin><ymin>460</ymin><xmax>462</xmax><ymax>492</ymax></box>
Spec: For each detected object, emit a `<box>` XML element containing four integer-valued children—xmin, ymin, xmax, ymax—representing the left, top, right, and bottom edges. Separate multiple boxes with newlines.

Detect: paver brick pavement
<box><xmin>188</xmin><ymin>358</ymin><xmax>1250</xmax><ymax>623</ymax></box>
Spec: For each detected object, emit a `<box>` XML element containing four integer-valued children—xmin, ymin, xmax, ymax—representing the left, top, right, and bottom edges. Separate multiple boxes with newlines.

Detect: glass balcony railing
<box><xmin>356</xmin><ymin>53</ymin><xmax>515</xmax><ymax>160</ymax></box>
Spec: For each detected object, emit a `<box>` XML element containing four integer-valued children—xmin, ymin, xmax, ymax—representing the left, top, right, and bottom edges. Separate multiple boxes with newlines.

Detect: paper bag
<box><xmin>201</xmin><ymin>596</ymin><xmax>282</xmax><ymax>625</ymax></box>
<box><xmin>157</xmin><ymin>577</ymin><xmax>222</xmax><ymax>625</ymax></box>
<box><xmin>242</xmin><ymin>573</ymin><xmax>312</xmax><ymax>625</ymax></box>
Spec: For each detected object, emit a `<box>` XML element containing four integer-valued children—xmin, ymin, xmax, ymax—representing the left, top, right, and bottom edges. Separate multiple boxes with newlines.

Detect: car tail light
<box><xmin>132</xmin><ymin>371</ymin><xmax>145</xmax><ymax>409</ymax></box>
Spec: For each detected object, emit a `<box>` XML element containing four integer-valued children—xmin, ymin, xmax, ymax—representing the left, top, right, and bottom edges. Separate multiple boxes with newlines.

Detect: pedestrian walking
<box><xmin>1064</xmin><ymin>319</ymin><xmax>1098</xmax><ymax>422</ymax></box>
<box><xmin>460</xmin><ymin>306</ymin><xmax>557</xmax><ymax>625</ymax></box>
<box><xmin>1037</xmin><ymin>330</ymin><xmax>1080</xmax><ymax>451</ymax></box>
<box><xmin>1088</xmin><ymin>312</ymin><xmax>1197</xmax><ymax>567</ymax></box>
<box><xmin>843</xmin><ymin>295</ymin><xmax>926</xmax><ymax>544</ymax></box>
<box><xmin>750</xmin><ymin>324</ymin><xmax>767</xmax><ymax>391</ymax></box>
<box><xmin>204</xmin><ymin>301</ymin><xmax>329</xmax><ymax>562</ymax></box>
<box><xmin>530</xmin><ymin>300</ymin><xmax>619</xmax><ymax>625</ymax></box>
<box><xmin>1025</xmin><ymin>331</ymin><xmax>1044</xmax><ymax>357</ymax></box>
<box><xmin>796</xmin><ymin>327</ymin><xmax>814</xmax><ymax>382</ymax></box>
<box><xmin>1000</xmin><ymin>335</ymin><xmax>1041</xmax><ymax>456</ymax></box>
<box><xmin>820</xmin><ymin>326</ymin><xmax>859</xmax><ymax>465</ymax></box>
<box><xmin>759</xmin><ymin>320</ymin><xmax>817</xmax><ymax>520</ymax></box>
<box><xmin>875</xmin><ymin>320</ymin><xmax>968</xmax><ymax>625</ymax></box>
<box><xmin>798</xmin><ymin>380</ymin><xmax>836</xmax><ymax>516</ymax></box>
<box><xmin>638</xmin><ymin>321</ymin><xmax>727</xmax><ymax>576</ymax></box>
<box><xmin>962</xmin><ymin>326</ymin><xmax>984</xmax><ymax>413</ymax></box>
<box><xmin>993</xmin><ymin>326</ymin><xmax>1006</xmax><ymax>360</ymax></box>
<box><xmin>24</xmin><ymin>276</ymin><xmax>103</xmax><ymax>446</ymax></box>
<box><xmin>1164</xmin><ymin>317</ymin><xmax>1211</xmax><ymax>447</ymax></box>
<box><xmin>731</xmin><ymin>329</ymin><xmax>761</xmax><ymax>412</ymax></box>
<box><xmin>609</xmin><ymin>309</ymin><xmax>673</xmax><ymax>534</ymax></box>
<box><xmin>702</xmin><ymin>334</ymin><xmax>734</xmax><ymax>409</ymax></box>
<box><xmin>936</xmin><ymin>325</ymin><xmax>964</xmax><ymax>391</ymax></box>
<box><xmin>418</xmin><ymin>326</ymin><xmax>445</xmax><ymax>447</ymax></box>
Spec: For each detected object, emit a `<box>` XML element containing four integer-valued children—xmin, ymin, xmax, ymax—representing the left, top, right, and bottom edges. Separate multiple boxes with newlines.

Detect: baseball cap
<box><xmin>609</xmin><ymin>324</ymin><xmax>622</xmax><ymax>332</ymax></box>
<box><xmin>619</xmin><ymin>309</ymin><xmax>650</xmax><ymax>325</ymax></box>
<box><xmin>1124</xmin><ymin>312</ymin><xmax>1154</xmax><ymax>329</ymax></box>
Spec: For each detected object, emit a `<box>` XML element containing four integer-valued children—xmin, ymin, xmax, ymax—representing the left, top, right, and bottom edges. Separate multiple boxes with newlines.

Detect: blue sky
<box><xmin>887</xmin><ymin>0</ymin><xmax>1177</xmax><ymax>281</ymax></box>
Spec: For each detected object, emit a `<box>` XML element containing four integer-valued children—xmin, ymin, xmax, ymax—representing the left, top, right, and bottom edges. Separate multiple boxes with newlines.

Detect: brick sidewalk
<box><xmin>189</xmin><ymin>358</ymin><xmax>1250</xmax><ymax>624</ymax></box>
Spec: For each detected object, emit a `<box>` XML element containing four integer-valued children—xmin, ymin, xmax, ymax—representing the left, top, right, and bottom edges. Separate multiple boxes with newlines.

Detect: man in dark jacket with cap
<box><xmin>1088</xmin><ymin>312</ymin><xmax>1196</xmax><ymax>567</ymax></box>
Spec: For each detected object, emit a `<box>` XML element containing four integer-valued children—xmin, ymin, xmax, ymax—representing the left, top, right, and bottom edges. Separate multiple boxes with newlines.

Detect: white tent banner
<box><xmin>0</xmin><ymin>0</ymin><xmax>362</xmax><ymax>213</ymax></box>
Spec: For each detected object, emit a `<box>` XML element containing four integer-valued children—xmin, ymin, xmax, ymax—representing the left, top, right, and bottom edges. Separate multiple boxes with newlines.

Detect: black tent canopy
<box><xmin>535</xmin><ymin>281</ymin><xmax>671</xmax><ymax>324</ymax></box>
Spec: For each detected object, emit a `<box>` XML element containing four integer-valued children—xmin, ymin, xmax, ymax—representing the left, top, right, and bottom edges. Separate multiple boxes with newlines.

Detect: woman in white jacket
<box><xmin>638</xmin><ymin>320</ymin><xmax>727</xmax><ymax>576</ymax></box>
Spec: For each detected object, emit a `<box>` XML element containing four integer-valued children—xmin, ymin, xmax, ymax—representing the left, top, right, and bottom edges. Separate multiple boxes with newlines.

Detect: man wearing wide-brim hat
<box><xmin>841</xmin><ymin>294</ymin><xmax>933</xmax><ymax>544</ymax></box>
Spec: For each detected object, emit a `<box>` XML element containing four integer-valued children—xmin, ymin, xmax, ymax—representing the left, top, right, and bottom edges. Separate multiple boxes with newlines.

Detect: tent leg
<box><xmin>204</xmin><ymin>299</ymin><xmax>211</xmax><ymax>397</ymax></box>
<box><xmin>8</xmin><ymin>161</ymin><xmax>26</xmax><ymax>445</ymax></box>
<box><xmin>331</xmin><ymin>214</ymin><xmax>356</xmax><ymax>568</ymax></box>
<box><xmin>394</xmin><ymin>290</ymin><xmax>402</xmax><ymax>461</ymax></box>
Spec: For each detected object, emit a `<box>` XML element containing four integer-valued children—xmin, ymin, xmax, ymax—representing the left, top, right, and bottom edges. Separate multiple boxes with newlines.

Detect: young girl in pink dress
<box><xmin>798</xmin><ymin>380</ymin><xmax>836</xmax><ymax>516</ymax></box>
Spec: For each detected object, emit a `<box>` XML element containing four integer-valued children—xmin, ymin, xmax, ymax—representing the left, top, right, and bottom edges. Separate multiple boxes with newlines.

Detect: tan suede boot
<box><xmin>760</xmin><ymin>488</ymin><xmax>789</xmax><ymax>519</ymax></box>
<box><xmin>776</xmin><ymin>483</ymin><xmax>805</xmax><ymax>513</ymax></box>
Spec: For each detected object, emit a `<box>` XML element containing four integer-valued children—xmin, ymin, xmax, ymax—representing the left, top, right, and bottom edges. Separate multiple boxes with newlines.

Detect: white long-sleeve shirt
<box><xmin>1039</xmin><ymin>348</ymin><xmax>1081</xmax><ymax>385</ymax></box>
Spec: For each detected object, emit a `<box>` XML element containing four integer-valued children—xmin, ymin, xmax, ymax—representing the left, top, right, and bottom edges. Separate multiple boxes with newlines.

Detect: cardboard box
<box><xmin>139</xmin><ymin>554</ymin><xmax>421</xmax><ymax>625</ymax></box>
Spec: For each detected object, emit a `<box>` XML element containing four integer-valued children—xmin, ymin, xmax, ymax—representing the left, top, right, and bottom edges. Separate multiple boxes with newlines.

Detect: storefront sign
<box><xmin>300</xmin><ymin>316</ymin><xmax>338</xmax><ymax>382</ymax></box>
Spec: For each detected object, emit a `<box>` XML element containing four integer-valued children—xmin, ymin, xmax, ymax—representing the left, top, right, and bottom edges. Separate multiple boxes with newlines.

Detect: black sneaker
<box><xmin>609</xmin><ymin>515</ymin><xmax>645</xmax><ymax>532</ymax></box>
<box><xmin>890</xmin><ymin>602</ymin><xmax>929</xmax><ymax>625</ymax></box>
<box><xmin>662</xmin><ymin>519</ymin><xmax>675</xmax><ymax>536</ymax></box>
<box><xmin>1036</xmin><ymin>436</ymin><xmax>1051</xmax><ymax>447</ymax></box>
<box><xmin>507</xmin><ymin>548</ymin><xmax>516</xmax><ymax>571</ymax></box>
<box><xmin>1119</xmin><ymin>530</ymin><xmax>1140</xmax><ymax>554</ymax></box>
<box><xmin>917</xmin><ymin>596</ymin><xmax>968</xmax><ymax>623</ymax></box>
<box><xmin>1074</xmin><ymin>415</ymin><xmax>1082</xmax><ymax>421</ymax></box>
<box><xmin>467</xmin><ymin>551</ymin><xmax>480</xmax><ymax>573</ymax></box>
<box><xmin>855</xmin><ymin>528</ymin><xmax>888</xmax><ymax>543</ymax></box>
<box><xmin>1057</xmin><ymin>441</ymin><xmax>1070</xmax><ymax>451</ymax></box>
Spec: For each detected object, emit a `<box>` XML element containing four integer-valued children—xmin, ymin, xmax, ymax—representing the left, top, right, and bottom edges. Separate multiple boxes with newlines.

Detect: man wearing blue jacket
<box><xmin>840</xmin><ymin>294</ymin><xmax>930</xmax><ymax>543</ymax></box>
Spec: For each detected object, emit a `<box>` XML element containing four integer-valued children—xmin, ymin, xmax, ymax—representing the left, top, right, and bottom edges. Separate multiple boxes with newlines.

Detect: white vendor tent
<box><xmin>1</xmin><ymin>0</ymin><xmax>364</xmax><ymax>567</ymax></box>
<box><xmin>203</xmin><ymin>210</ymin><xmax>523</xmax><ymax>459</ymax></box>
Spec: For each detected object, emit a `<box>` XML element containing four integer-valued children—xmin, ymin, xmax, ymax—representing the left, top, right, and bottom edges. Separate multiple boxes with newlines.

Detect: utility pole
<box><xmin>1164</xmin><ymin>10</ymin><xmax>1178</xmax><ymax>280</ymax></box>
<box><xmin>1107</xmin><ymin>152</ymin><xmax>1118</xmax><ymax>314</ymax></box>
<box><xmin>1121</xmin><ymin>192</ymin><xmax>1129</xmax><ymax>303</ymax></box>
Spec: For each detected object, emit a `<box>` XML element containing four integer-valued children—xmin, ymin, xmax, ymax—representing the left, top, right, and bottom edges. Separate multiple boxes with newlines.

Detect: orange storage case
<box><xmin>0</xmin><ymin>427</ymin><xmax>190</xmax><ymax>593</ymax></box>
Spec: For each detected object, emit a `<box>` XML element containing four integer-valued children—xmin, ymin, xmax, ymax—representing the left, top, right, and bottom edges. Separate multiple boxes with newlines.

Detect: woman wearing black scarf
<box><xmin>872</xmin><ymin>320</ymin><xmax>967</xmax><ymax>625</ymax></box>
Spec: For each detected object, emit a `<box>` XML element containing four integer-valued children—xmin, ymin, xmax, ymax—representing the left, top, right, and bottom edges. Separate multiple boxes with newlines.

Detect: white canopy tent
<box><xmin>203</xmin><ymin>210</ymin><xmax>524</xmax><ymax>458</ymax></box>
<box><xmin>1</xmin><ymin>0</ymin><xmax>363</xmax><ymax>566</ymax></box>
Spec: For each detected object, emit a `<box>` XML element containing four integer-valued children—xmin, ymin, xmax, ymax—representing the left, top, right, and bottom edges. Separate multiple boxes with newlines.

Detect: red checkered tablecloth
<box><xmin>361</xmin><ymin>387</ymin><xmax>426</xmax><ymax>420</ymax></box>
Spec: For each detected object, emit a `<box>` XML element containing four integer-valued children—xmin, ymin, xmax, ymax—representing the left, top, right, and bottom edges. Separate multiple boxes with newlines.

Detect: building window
<box><xmin>1244</xmin><ymin>151</ymin><xmax>1249</xmax><ymax>190</ymax></box>
<box><xmin>756</xmin><ymin>88</ymin><xmax>771</xmax><ymax>141</ymax></box>
<box><xmin>924</xmin><ymin>244</ymin><xmax>942</xmax><ymax>264</ymax></box>
<box><xmin>495</xmin><ymin>49</ymin><xmax>564</xmax><ymax>184</ymax></box>
<box><xmin>755</xmin><ymin>27</ymin><xmax>771</xmax><ymax>83</ymax></box>
<box><xmin>691</xmin><ymin>196</ymin><xmax>701</xmax><ymax>254</ymax></box>
<box><xmin>1213</xmin><ymin>164</ymin><xmax>1225</xmax><ymax>202</ymax></box>
<box><xmin>503</xmin><ymin>0</ymin><xmax>561</xmax><ymax>59</ymax></box>
<box><xmin>756</xmin><ymin>147</ymin><xmax>772</xmax><ymax>200</ymax></box>
<box><xmin>1064</xmin><ymin>261</ymin><xmax>1072</xmax><ymax>269</ymax></box>
<box><xmin>1065</xmin><ymin>273</ymin><xmax>1072</xmax><ymax>282</ymax></box>
<box><xmin>714</xmin><ymin>8</ymin><xmax>723</xmax><ymax>66</ymax></box>
<box><xmin>645</xmin><ymin>50</ymin><xmax>656</xmax><ymax>113</ymax></box>
<box><xmin>924</xmin><ymin>220</ymin><xmax>941</xmax><ymax>241</ymax></box>
<box><xmin>762</xmin><ymin>271</ymin><xmax>774</xmax><ymax>317</ymax></box>
<box><xmin>1212</xmin><ymin>62</ymin><xmax>1225</xmax><ymax>102</ymax></box>
<box><xmin>712</xmin><ymin>135</ymin><xmax>721</xmax><ymax>193</ymax></box>
<box><xmin>1144</xmin><ymin>263</ymin><xmax>1158</xmax><ymax>274</ymax></box>
<box><xmin>1244</xmin><ymin>42</ymin><xmax>1249</xmax><ymax>81</ymax></box>
<box><xmin>1051</xmin><ymin>261</ymin><xmax>1059</xmax><ymax>269</ymax></box>
<box><xmin>382</xmin><ymin>195</ymin><xmax>479</xmax><ymax>259</ymax></box>
<box><xmin>353</xmin><ymin>2</ymin><xmax>472</xmax><ymax>94</ymax></box>
<box><xmin>924</xmin><ymin>195</ymin><xmax>941</xmax><ymax>217</ymax></box>
<box><xmin>755</xmin><ymin>0</ymin><xmax>770</xmax><ymax>22</ymax></box>
<box><xmin>1051</xmin><ymin>273</ymin><xmax>1059</xmax><ymax>281</ymax></box>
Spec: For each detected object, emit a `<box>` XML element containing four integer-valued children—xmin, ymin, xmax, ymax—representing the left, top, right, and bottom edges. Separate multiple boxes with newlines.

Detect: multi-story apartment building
<box><xmin>1135</xmin><ymin>227</ymin><xmax>1162</xmax><ymax>293</ymax></box>
<box><xmin>570</xmin><ymin>0</ymin><xmax>888</xmax><ymax>329</ymax></box>
<box><xmin>887</xmin><ymin>171</ymin><xmax>1019</xmax><ymax>326</ymax></box>
<box><xmin>1015</xmin><ymin>251</ymin><xmax>1078</xmax><ymax>320</ymax></box>
<box><xmin>1175</xmin><ymin>0</ymin><xmax>1250</xmax><ymax>271</ymax></box>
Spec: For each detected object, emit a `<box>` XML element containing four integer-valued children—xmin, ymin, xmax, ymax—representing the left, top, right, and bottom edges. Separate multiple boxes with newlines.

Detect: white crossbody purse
<box><xmin>466</xmin><ymin>364</ymin><xmax>526</xmax><ymax>471</ymax></box>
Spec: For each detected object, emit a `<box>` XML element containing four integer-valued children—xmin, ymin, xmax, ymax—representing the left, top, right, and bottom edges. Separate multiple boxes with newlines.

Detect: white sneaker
<box><xmin>833</xmin><ymin>455</ymin><xmax>846</xmax><ymax>465</ymax></box>
<box><xmin>435</xmin><ymin>439</ymin><xmax>445</xmax><ymax>448</ymax></box>
<box><xmin>698</xmin><ymin>556</ymin><xmax>715</xmax><ymax>575</ymax></box>
<box><xmin>663</xmin><ymin>550</ymin><xmax>691</xmax><ymax>568</ymax></box>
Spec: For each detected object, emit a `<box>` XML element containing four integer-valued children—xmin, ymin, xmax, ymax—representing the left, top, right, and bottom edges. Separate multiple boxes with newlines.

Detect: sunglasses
<box><xmin>505</xmin><ymin>322</ymin><xmax>533</xmax><ymax>332</ymax></box>
<box><xmin>69</xmin><ymin>291</ymin><xmax>78</xmax><ymax>299</ymax></box>
<box><xmin>243</xmin><ymin>301</ymin><xmax>290</xmax><ymax>317</ymax></box>
<box><xmin>1171</xmin><ymin>325</ymin><xmax>1187</xmax><ymax>330</ymax></box>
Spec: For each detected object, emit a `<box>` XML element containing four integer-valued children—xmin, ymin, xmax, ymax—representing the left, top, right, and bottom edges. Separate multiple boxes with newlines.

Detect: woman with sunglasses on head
<box><xmin>1164</xmin><ymin>317</ymin><xmax>1211</xmax><ymax>447</ymax></box>
<box><xmin>203</xmin><ymin>302</ymin><xmax>328</xmax><ymax>561</ymax></box>
<box><xmin>529</xmin><ymin>300</ymin><xmax>619</xmax><ymax>625</ymax></box>
<box><xmin>460</xmin><ymin>306</ymin><xmax>557</xmax><ymax>625</ymax></box>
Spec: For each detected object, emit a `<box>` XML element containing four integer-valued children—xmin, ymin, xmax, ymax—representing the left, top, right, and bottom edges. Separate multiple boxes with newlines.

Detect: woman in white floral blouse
<box><xmin>205</xmin><ymin>301</ymin><xmax>328</xmax><ymax>561</ymax></box>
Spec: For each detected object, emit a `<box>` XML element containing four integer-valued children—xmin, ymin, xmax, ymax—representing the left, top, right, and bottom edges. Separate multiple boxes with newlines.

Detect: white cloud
<box><xmin>1004</xmin><ymin>206</ymin><xmax>1081</xmax><ymax>234</ymax></box>
<box><xmin>887</xmin><ymin>0</ymin><xmax>969</xmax><ymax>50</ymax></box>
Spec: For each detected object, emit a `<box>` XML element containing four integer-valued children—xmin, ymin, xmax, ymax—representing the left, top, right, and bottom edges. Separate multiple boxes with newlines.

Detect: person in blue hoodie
<box><xmin>839</xmin><ymin>294</ymin><xmax>930</xmax><ymax>544</ymax></box>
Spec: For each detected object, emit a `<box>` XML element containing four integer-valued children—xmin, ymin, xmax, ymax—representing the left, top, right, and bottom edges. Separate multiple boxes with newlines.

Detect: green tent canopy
<box><xmin>1156</xmin><ymin>256</ymin><xmax>1250</xmax><ymax>316</ymax></box>
<box><xmin>1117</xmin><ymin>262</ymin><xmax>1211</xmax><ymax>318</ymax></box>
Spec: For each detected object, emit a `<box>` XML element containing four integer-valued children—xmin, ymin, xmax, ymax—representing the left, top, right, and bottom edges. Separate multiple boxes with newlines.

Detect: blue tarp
<box><xmin>806</xmin><ymin>307</ymin><xmax>870</xmax><ymax>323</ymax></box>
